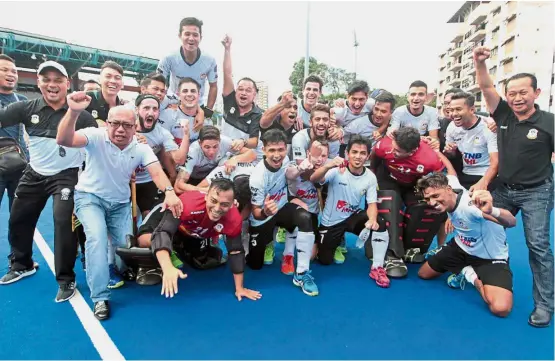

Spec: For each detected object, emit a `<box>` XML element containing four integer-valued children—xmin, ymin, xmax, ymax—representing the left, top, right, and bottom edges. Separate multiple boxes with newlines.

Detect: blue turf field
<box><xmin>0</xmin><ymin>194</ymin><xmax>553</xmax><ymax>360</ymax></box>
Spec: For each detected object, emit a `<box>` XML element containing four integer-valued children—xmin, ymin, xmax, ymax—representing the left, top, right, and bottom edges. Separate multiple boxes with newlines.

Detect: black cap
<box><xmin>135</xmin><ymin>94</ymin><xmax>160</xmax><ymax>107</ymax></box>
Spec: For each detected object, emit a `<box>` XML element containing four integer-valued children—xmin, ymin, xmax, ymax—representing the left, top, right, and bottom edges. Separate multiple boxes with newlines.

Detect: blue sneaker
<box><xmin>293</xmin><ymin>270</ymin><xmax>319</xmax><ymax>296</ymax></box>
<box><xmin>447</xmin><ymin>273</ymin><xmax>466</xmax><ymax>290</ymax></box>
<box><xmin>424</xmin><ymin>246</ymin><xmax>441</xmax><ymax>260</ymax></box>
<box><xmin>108</xmin><ymin>264</ymin><xmax>124</xmax><ymax>289</ymax></box>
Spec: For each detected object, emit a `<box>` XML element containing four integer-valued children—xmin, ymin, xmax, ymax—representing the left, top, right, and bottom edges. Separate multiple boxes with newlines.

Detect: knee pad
<box><xmin>376</xmin><ymin>190</ymin><xmax>404</xmax><ymax>258</ymax></box>
<box><xmin>228</xmin><ymin>251</ymin><xmax>245</xmax><ymax>274</ymax></box>
<box><xmin>403</xmin><ymin>203</ymin><xmax>446</xmax><ymax>253</ymax></box>
<box><xmin>294</xmin><ymin>207</ymin><xmax>314</xmax><ymax>233</ymax></box>
<box><xmin>116</xmin><ymin>246</ymin><xmax>159</xmax><ymax>270</ymax></box>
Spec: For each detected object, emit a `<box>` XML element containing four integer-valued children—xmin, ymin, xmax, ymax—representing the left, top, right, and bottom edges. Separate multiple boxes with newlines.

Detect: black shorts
<box><xmin>427</xmin><ymin>240</ymin><xmax>513</xmax><ymax>292</ymax></box>
<box><xmin>457</xmin><ymin>172</ymin><xmax>500</xmax><ymax>192</ymax></box>
<box><xmin>136</xmin><ymin>181</ymin><xmax>165</xmax><ymax>213</ymax></box>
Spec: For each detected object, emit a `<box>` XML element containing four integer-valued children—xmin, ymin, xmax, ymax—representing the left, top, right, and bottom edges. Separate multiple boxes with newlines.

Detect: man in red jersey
<box><xmin>120</xmin><ymin>178</ymin><xmax>261</xmax><ymax>301</ymax></box>
<box><xmin>370</xmin><ymin>127</ymin><xmax>449</xmax><ymax>278</ymax></box>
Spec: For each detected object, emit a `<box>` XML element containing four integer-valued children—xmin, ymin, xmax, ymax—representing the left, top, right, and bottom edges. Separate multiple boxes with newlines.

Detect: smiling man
<box><xmin>248</xmin><ymin>129</ymin><xmax>319</xmax><ymax>296</ymax></box>
<box><xmin>0</xmin><ymin>61</ymin><xmax>97</xmax><ymax>304</ymax></box>
<box><xmin>474</xmin><ymin>46</ymin><xmax>554</xmax><ymax>327</ymax></box>
<box><xmin>85</xmin><ymin>61</ymin><xmax>124</xmax><ymax>127</ymax></box>
<box><xmin>416</xmin><ymin>170</ymin><xmax>516</xmax><ymax>318</ymax></box>
<box><xmin>296</xmin><ymin>75</ymin><xmax>324</xmax><ymax>129</ymax></box>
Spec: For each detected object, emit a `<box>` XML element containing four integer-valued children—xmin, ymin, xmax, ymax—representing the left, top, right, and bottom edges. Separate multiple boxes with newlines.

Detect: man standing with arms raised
<box><xmin>56</xmin><ymin>93</ymin><xmax>182</xmax><ymax>320</ymax></box>
<box><xmin>0</xmin><ymin>61</ymin><xmax>97</xmax><ymax>304</ymax></box>
<box><xmin>158</xmin><ymin>17</ymin><xmax>218</xmax><ymax>112</ymax></box>
<box><xmin>474</xmin><ymin>46</ymin><xmax>554</xmax><ymax>327</ymax></box>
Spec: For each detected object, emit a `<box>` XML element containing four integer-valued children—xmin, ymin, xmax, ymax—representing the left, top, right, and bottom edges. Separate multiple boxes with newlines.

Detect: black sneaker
<box><xmin>136</xmin><ymin>267</ymin><xmax>162</xmax><ymax>286</ymax></box>
<box><xmin>0</xmin><ymin>267</ymin><xmax>36</xmax><ymax>285</ymax></box>
<box><xmin>403</xmin><ymin>248</ymin><xmax>426</xmax><ymax>264</ymax></box>
<box><xmin>55</xmin><ymin>281</ymin><xmax>76</xmax><ymax>303</ymax></box>
<box><xmin>94</xmin><ymin>301</ymin><xmax>110</xmax><ymax>321</ymax></box>
<box><xmin>385</xmin><ymin>255</ymin><xmax>408</xmax><ymax>278</ymax></box>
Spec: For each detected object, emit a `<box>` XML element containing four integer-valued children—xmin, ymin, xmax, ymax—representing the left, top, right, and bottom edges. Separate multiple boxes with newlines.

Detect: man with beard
<box><xmin>220</xmin><ymin>35</ymin><xmax>263</xmax><ymax>151</ymax></box>
<box><xmin>86</xmin><ymin>61</ymin><xmax>124</xmax><ymax>127</ymax></box>
<box><xmin>369</xmin><ymin>127</ymin><xmax>448</xmax><ymax>278</ymax></box>
<box><xmin>311</xmin><ymin>135</ymin><xmax>391</xmax><ymax>288</ymax></box>
<box><xmin>248</xmin><ymin>129</ymin><xmax>318</xmax><ymax>296</ymax></box>
<box><xmin>134</xmin><ymin>95</ymin><xmax>190</xmax><ymax>217</ymax></box>
<box><xmin>174</xmin><ymin>125</ymin><xmax>256</xmax><ymax>189</ymax></box>
<box><xmin>0</xmin><ymin>62</ymin><xmax>97</xmax><ymax>304</ymax></box>
<box><xmin>388</xmin><ymin>80</ymin><xmax>440</xmax><ymax>139</ymax></box>
<box><xmin>259</xmin><ymin>91</ymin><xmax>299</xmax><ymax>156</ymax></box>
<box><xmin>296</xmin><ymin>75</ymin><xmax>325</xmax><ymax>130</ymax></box>
<box><xmin>56</xmin><ymin>94</ymin><xmax>182</xmax><ymax>320</ymax></box>
<box><xmin>475</xmin><ymin>46</ymin><xmax>554</xmax><ymax>327</ymax></box>
<box><xmin>282</xmin><ymin>138</ymin><xmax>329</xmax><ymax>274</ymax></box>
<box><xmin>342</xmin><ymin>90</ymin><xmax>396</xmax><ymax>150</ymax></box>
<box><xmin>444</xmin><ymin>92</ymin><xmax>498</xmax><ymax>192</ymax></box>
<box><xmin>417</xmin><ymin>169</ymin><xmax>516</xmax><ymax>318</ymax></box>
<box><xmin>157</xmin><ymin>17</ymin><xmax>218</xmax><ymax>112</ymax></box>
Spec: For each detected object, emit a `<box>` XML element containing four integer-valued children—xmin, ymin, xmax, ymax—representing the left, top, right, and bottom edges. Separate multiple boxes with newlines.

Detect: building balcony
<box><xmin>449</xmin><ymin>62</ymin><xmax>463</xmax><ymax>72</ymax></box>
<box><xmin>451</xmin><ymin>46</ymin><xmax>463</xmax><ymax>58</ymax></box>
<box><xmin>467</xmin><ymin>66</ymin><xmax>477</xmax><ymax>75</ymax></box>
<box><xmin>469</xmin><ymin>27</ymin><xmax>486</xmax><ymax>42</ymax></box>
<box><xmin>470</xmin><ymin>13</ymin><xmax>488</xmax><ymax>26</ymax></box>
<box><xmin>449</xmin><ymin>77</ymin><xmax>462</xmax><ymax>87</ymax></box>
<box><xmin>451</xmin><ymin>31</ymin><xmax>464</xmax><ymax>43</ymax></box>
<box><xmin>500</xmin><ymin>52</ymin><xmax>514</xmax><ymax>64</ymax></box>
<box><xmin>467</xmin><ymin>82</ymin><xmax>480</xmax><ymax>92</ymax></box>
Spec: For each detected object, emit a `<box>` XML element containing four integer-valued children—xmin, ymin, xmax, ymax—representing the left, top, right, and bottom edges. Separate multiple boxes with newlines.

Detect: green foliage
<box><xmin>288</xmin><ymin>57</ymin><xmax>328</xmax><ymax>95</ymax></box>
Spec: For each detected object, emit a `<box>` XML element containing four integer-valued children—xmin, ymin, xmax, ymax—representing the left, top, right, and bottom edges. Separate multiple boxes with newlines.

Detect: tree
<box><xmin>288</xmin><ymin>57</ymin><xmax>328</xmax><ymax>95</ymax></box>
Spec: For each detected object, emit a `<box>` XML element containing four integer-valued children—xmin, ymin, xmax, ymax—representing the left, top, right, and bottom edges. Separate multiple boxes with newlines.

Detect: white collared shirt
<box><xmin>75</xmin><ymin>128</ymin><xmax>159</xmax><ymax>203</ymax></box>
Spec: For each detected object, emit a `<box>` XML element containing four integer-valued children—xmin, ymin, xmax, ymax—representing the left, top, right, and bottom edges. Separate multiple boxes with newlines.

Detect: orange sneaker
<box><xmin>370</xmin><ymin>266</ymin><xmax>390</xmax><ymax>288</ymax></box>
<box><xmin>281</xmin><ymin>255</ymin><xmax>294</xmax><ymax>275</ymax></box>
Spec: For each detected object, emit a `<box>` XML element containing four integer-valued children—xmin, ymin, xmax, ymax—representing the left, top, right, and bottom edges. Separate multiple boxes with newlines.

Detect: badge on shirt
<box><xmin>473</xmin><ymin>136</ymin><xmax>481</xmax><ymax>145</ymax></box>
<box><xmin>92</xmin><ymin>110</ymin><xmax>98</xmax><ymax>118</ymax></box>
<box><xmin>416</xmin><ymin>164</ymin><xmax>424</xmax><ymax>173</ymax></box>
<box><xmin>214</xmin><ymin>223</ymin><xmax>224</xmax><ymax>233</ymax></box>
<box><xmin>527</xmin><ymin>129</ymin><xmax>538</xmax><ymax>140</ymax></box>
<box><xmin>59</xmin><ymin>146</ymin><xmax>66</xmax><ymax>157</ymax></box>
<box><xmin>31</xmin><ymin>114</ymin><xmax>39</xmax><ymax>124</ymax></box>
<box><xmin>230</xmin><ymin>107</ymin><xmax>236</xmax><ymax>114</ymax></box>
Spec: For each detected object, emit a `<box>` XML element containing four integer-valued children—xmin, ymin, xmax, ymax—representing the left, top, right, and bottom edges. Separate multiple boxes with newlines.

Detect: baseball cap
<box><xmin>37</xmin><ymin>61</ymin><xmax>68</xmax><ymax>78</ymax></box>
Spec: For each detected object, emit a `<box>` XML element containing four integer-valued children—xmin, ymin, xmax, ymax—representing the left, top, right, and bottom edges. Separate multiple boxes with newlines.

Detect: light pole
<box><xmin>353</xmin><ymin>30</ymin><xmax>359</xmax><ymax>80</ymax></box>
<box><xmin>304</xmin><ymin>1</ymin><xmax>310</xmax><ymax>79</ymax></box>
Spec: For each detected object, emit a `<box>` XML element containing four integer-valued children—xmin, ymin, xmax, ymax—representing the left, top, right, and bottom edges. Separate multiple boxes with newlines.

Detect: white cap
<box><xmin>37</xmin><ymin>61</ymin><xmax>68</xmax><ymax>78</ymax></box>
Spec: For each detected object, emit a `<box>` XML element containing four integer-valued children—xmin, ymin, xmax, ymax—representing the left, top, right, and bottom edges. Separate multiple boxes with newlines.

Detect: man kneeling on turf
<box><xmin>416</xmin><ymin>171</ymin><xmax>517</xmax><ymax>317</ymax></box>
<box><xmin>136</xmin><ymin>178</ymin><xmax>261</xmax><ymax>301</ymax></box>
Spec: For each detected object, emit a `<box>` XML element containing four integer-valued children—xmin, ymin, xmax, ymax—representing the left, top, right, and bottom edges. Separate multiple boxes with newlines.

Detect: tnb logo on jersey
<box><xmin>135</xmin><ymin>165</ymin><xmax>146</xmax><ymax>173</ymax></box>
<box><xmin>463</xmin><ymin>152</ymin><xmax>482</xmax><ymax>165</ymax></box>
<box><xmin>269</xmin><ymin>189</ymin><xmax>286</xmax><ymax>203</ymax></box>
<box><xmin>336</xmin><ymin>200</ymin><xmax>358</xmax><ymax>214</ymax></box>
<box><xmin>457</xmin><ymin>234</ymin><xmax>477</xmax><ymax>247</ymax></box>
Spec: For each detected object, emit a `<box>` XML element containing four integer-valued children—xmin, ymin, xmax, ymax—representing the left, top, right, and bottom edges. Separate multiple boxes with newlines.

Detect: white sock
<box><xmin>461</xmin><ymin>266</ymin><xmax>478</xmax><ymax>285</ymax></box>
<box><xmin>295</xmin><ymin>231</ymin><xmax>315</xmax><ymax>274</ymax></box>
<box><xmin>370</xmin><ymin>230</ymin><xmax>389</xmax><ymax>269</ymax></box>
<box><xmin>283</xmin><ymin>230</ymin><xmax>297</xmax><ymax>256</ymax></box>
<box><xmin>241</xmin><ymin>220</ymin><xmax>250</xmax><ymax>256</ymax></box>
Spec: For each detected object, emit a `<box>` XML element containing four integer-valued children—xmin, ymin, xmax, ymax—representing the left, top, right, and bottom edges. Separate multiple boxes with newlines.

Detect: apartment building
<box><xmin>437</xmin><ymin>1</ymin><xmax>555</xmax><ymax>113</ymax></box>
<box><xmin>255</xmin><ymin>81</ymin><xmax>269</xmax><ymax>110</ymax></box>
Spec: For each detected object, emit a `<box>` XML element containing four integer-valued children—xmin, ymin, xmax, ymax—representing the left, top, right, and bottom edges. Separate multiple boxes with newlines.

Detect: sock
<box><xmin>370</xmin><ymin>230</ymin><xmax>389</xmax><ymax>269</ymax></box>
<box><xmin>283</xmin><ymin>230</ymin><xmax>297</xmax><ymax>256</ymax></box>
<box><xmin>295</xmin><ymin>231</ymin><xmax>315</xmax><ymax>274</ymax></box>
<box><xmin>461</xmin><ymin>266</ymin><xmax>478</xmax><ymax>285</ymax></box>
<box><xmin>241</xmin><ymin>220</ymin><xmax>250</xmax><ymax>256</ymax></box>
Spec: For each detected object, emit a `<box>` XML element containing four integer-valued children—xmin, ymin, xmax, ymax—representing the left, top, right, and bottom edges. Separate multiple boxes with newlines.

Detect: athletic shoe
<box><xmin>447</xmin><ymin>273</ymin><xmax>466</xmax><ymax>290</ymax></box>
<box><xmin>293</xmin><ymin>270</ymin><xmax>319</xmax><ymax>296</ymax></box>
<box><xmin>339</xmin><ymin>235</ymin><xmax>348</xmax><ymax>253</ymax></box>
<box><xmin>281</xmin><ymin>255</ymin><xmax>294</xmax><ymax>275</ymax></box>
<box><xmin>370</xmin><ymin>267</ymin><xmax>390</xmax><ymax>288</ymax></box>
<box><xmin>334</xmin><ymin>248</ymin><xmax>345</xmax><ymax>264</ymax></box>
<box><xmin>403</xmin><ymin>248</ymin><xmax>425</xmax><ymax>264</ymax></box>
<box><xmin>0</xmin><ymin>267</ymin><xmax>36</xmax><ymax>285</ymax></box>
<box><xmin>276</xmin><ymin>227</ymin><xmax>286</xmax><ymax>243</ymax></box>
<box><xmin>264</xmin><ymin>242</ymin><xmax>274</xmax><ymax>265</ymax></box>
<box><xmin>170</xmin><ymin>251</ymin><xmax>184</xmax><ymax>269</ymax></box>
<box><xmin>94</xmin><ymin>301</ymin><xmax>110</xmax><ymax>321</ymax></box>
<box><xmin>384</xmin><ymin>254</ymin><xmax>408</xmax><ymax>278</ymax></box>
<box><xmin>108</xmin><ymin>264</ymin><xmax>124</xmax><ymax>289</ymax></box>
<box><xmin>424</xmin><ymin>247</ymin><xmax>441</xmax><ymax>260</ymax></box>
<box><xmin>56</xmin><ymin>281</ymin><xmax>76</xmax><ymax>303</ymax></box>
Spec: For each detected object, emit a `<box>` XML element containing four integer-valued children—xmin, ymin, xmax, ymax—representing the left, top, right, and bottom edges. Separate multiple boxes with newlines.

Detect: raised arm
<box><xmin>473</xmin><ymin>47</ymin><xmax>501</xmax><ymax>114</ymax></box>
<box><xmin>56</xmin><ymin>92</ymin><xmax>91</xmax><ymax>148</ymax></box>
<box><xmin>221</xmin><ymin>34</ymin><xmax>234</xmax><ymax>97</ymax></box>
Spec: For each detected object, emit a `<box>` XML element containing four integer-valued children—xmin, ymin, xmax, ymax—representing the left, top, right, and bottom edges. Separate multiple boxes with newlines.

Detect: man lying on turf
<box><xmin>132</xmin><ymin>178</ymin><xmax>261</xmax><ymax>301</ymax></box>
<box><xmin>416</xmin><ymin>168</ymin><xmax>517</xmax><ymax>317</ymax></box>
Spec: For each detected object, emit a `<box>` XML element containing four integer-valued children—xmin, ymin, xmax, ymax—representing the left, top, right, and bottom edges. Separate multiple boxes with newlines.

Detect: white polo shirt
<box><xmin>75</xmin><ymin>128</ymin><xmax>159</xmax><ymax>203</ymax></box>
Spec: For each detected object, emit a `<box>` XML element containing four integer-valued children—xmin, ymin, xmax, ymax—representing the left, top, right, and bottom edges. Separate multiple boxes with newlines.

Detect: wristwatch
<box><xmin>164</xmin><ymin>186</ymin><xmax>174</xmax><ymax>193</ymax></box>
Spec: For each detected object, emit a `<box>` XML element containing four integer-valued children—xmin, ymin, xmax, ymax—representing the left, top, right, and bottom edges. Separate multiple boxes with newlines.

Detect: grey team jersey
<box><xmin>445</xmin><ymin>118</ymin><xmax>498</xmax><ymax>177</ymax></box>
<box><xmin>182</xmin><ymin>135</ymin><xmax>234</xmax><ymax>179</ymax></box>
<box><xmin>291</xmin><ymin>128</ymin><xmax>340</xmax><ymax>161</ymax></box>
<box><xmin>135</xmin><ymin>124</ymin><xmax>178</xmax><ymax>184</ymax></box>
<box><xmin>389</xmin><ymin>105</ymin><xmax>440</xmax><ymax>135</ymax></box>
<box><xmin>447</xmin><ymin>175</ymin><xmax>508</xmax><ymax>260</ymax></box>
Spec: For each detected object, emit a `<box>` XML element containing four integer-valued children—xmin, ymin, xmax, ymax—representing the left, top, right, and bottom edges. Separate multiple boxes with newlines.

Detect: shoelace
<box><xmin>96</xmin><ymin>302</ymin><xmax>108</xmax><ymax>312</ymax></box>
<box><xmin>302</xmin><ymin>271</ymin><xmax>315</xmax><ymax>286</ymax></box>
<box><xmin>63</xmin><ymin>282</ymin><xmax>75</xmax><ymax>290</ymax></box>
